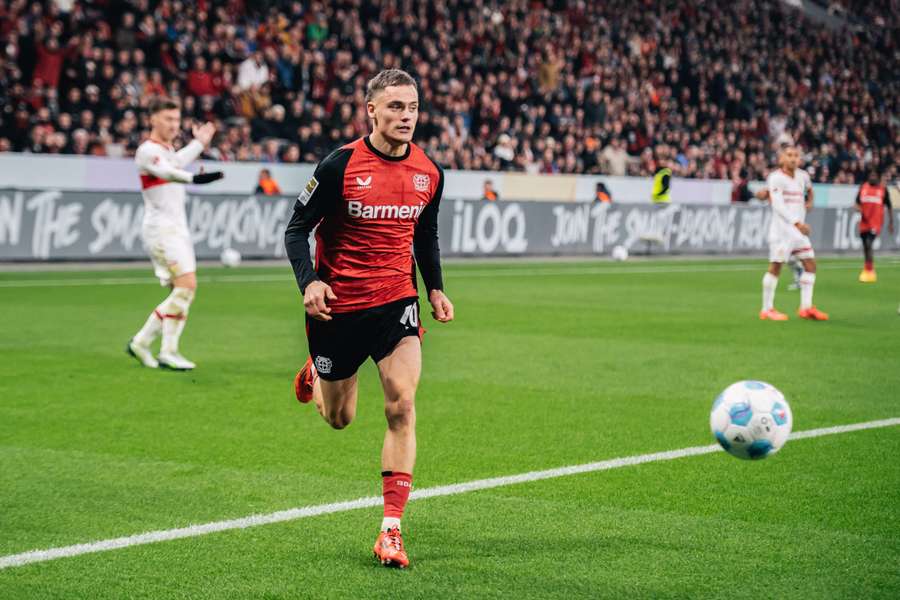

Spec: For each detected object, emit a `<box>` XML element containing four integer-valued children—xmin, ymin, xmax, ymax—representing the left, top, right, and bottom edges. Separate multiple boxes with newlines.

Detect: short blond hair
<box><xmin>365</xmin><ymin>69</ymin><xmax>417</xmax><ymax>102</ymax></box>
<box><xmin>149</xmin><ymin>97</ymin><xmax>180</xmax><ymax>114</ymax></box>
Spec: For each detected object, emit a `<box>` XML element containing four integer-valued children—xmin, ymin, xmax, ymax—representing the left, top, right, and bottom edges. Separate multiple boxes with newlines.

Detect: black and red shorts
<box><xmin>306</xmin><ymin>296</ymin><xmax>423</xmax><ymax>381</ymax></box>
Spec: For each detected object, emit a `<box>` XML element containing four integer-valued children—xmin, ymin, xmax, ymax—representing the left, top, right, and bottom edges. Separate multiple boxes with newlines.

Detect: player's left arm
<box><xmin>414</xmin><ymin>164</ymin><xmax>453</xmax><ymax>323</ymax></box>
<box><xmin>174</xmin><ymin>122</ymin><xmax>215</xmax><ymax>167</ymax></box>
<box><xmin>804</xmin><ymin>183</ymin><xmax>814</xmax><ymax>211</ymax></box>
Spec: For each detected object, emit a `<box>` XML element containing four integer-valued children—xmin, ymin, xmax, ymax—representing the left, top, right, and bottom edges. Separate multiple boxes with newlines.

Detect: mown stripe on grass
<box><xmin>0</xmin><ymin>261</ymin><xmax>882</xmax><ymax>288</ymax></box>
<box><xmin>1</xmin><ymin>417</ymin><xmax>898</xmax><ymax>570</ymax></box>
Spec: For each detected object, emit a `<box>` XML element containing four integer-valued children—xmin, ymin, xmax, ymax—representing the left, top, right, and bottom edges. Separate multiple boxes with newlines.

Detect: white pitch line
<box><xmin>1</xmin><ymin>417</ymin><xmax>897</xmax><ymax>571</ymax></box>
<box><xmin>0</xmin><ymin>262</ymin><xmax>877</xmax><ymax>288</ymax></box>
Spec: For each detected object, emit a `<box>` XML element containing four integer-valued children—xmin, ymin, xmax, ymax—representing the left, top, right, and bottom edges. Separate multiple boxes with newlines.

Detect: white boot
<box><xmin>157</xmin><ymin>351</ymin><xmax>196</xmax><ymax>370</ymax></box>
<box><xmin>127</xmin><ymin>339</ymin><xmax>159</xmax><ymax>368</ymax></box>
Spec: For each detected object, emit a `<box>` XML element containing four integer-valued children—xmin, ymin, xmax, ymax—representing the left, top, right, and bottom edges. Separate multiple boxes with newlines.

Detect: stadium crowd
<box><xmin>0</xmin><ymin>0</ymin><xmax>896</xmax><ymax>184</ymax></box>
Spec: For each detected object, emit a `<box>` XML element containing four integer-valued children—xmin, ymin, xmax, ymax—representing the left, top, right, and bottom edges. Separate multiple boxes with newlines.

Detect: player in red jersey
<box><xmin>284</xmin><ymin>69</ymin><xmax>453</xmax><ymax>569</ymax></box>
<box><xmin>855</xmin><ymin>170</ymin><xmax>894</xmax><ymax>283</ymax></box>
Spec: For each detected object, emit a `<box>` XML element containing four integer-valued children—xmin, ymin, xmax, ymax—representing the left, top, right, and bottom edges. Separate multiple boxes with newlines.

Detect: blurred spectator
<box><xmin>186</xmin><ymin>58</ymin><xmax>219</xmax><ymax>98</ymax></box>
<box><xmin>731</xmin><ymin>169</ymin><xmax>754</xmax><ymax>203</ymax></box>
<box><xmin>600</xmin><ymin>139</ymin><xmax>629</xmax><ymax>177</ymax></box>
<box><xmin>255</xmin><ymin>169</ymin><xmax>282</xmax><ymax>196</ymax></box>
<box><xmin>595</xmin><ymin>181</ymin><xmax>612</xmax><ymax>203</ymax></box>
<box><xmin>482</xmin><ymin>179</ymin><xmax>499</xmax><ymax>202</ymax></box>
<box><xmin>238</xmin><ymin>51</ymin><xmax>269</xmax><ymax>91</ymax></box>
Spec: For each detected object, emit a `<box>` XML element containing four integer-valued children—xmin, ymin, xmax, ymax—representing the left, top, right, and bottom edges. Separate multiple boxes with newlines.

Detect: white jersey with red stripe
<box><xmin>766</xmin><ymin>167</ymin><xmax>815</xmax><ymax>262</ymax></box>
<box><xmin>766</xmin><ymin>168</ymin><xmax>811</xmax><ymax>241</ymax></box>
<box><xmin>135</xmin><ymin>138</ymin><xmax>204</xmax><ymax>283</ymax></box>
<box><xmin>134</xmin><ymin>139</ymin><xmax>204</xmax><ymax>236</ymax></box>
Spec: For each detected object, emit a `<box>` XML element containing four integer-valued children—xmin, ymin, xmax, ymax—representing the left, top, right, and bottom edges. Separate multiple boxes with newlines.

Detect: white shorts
<box><xmin>144</xmin><ymin>233</ymin><xmax>196</xmax><ymax>286</ymax></box>
<box><xmin>768</xmin><ymin>234</ymin><xmax>815</xmax><ymax>263</ymax></box>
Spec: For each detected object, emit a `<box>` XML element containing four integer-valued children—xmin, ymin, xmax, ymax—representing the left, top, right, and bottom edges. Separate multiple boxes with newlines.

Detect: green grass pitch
<box><xmin>1</xmin><ymin>257</ymin><xmax>899</xmax><ymax>598</ymax></box>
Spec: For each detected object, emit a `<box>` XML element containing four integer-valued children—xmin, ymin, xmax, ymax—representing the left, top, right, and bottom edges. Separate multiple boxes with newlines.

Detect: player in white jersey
<box><xmin>127</xmin><ymin>98</ymin><xmax>223</xmax><ymax>370</ymax></box>
<box><xmin>759</xmin><ymin>145</ymin><xmax>829</xmax><ymax>321</ymax></box>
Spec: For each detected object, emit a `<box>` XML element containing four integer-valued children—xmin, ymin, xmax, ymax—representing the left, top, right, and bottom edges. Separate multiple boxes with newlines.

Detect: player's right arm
<box><xmin>136</xmin><ymin>143</ymin><xmax>194</xmax><ymax>183</ymax></box>
<box><xmin>136</xmin><ymin>143</ymin><xmax>224</xmax><ymax>185</ymax></box>
<box><xmin>173</xmin><ymin>122</ymin><xmax>215</xmax><ymax>166</ymax></box>
<box><xmin>284</xmin><ymin>148</ymin><xmax>352</xmax><ymax>320</ymax></box>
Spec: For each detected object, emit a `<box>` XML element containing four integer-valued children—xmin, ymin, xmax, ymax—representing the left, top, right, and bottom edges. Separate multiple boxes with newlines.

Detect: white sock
<box><xmin>157</xmin><ymin>287</ymin><xmax>194</xmax><ymax>355</ymax></box>
<box><xmin>762</xmin><ymin>272</ymin><xmax>778</xmax><ymax>312</ymax></box>
<box><xmin>381</xmin><ymin>517</ymin><xmax>401</xmax><ymax>532</ymax></box>
<box><xmin>161</xmin><ymin>317</ymin><xmax>187</xmax><ymax>354</ymax></box>
<box><xmin>799</xmin><ymin>272</ymin><xmax>815</xmax><ymax>309</ymax></box>
<box><xmin>133</xmin><ymin>311</ymin><xmax>162</xmax><ymax>347</ymax></box>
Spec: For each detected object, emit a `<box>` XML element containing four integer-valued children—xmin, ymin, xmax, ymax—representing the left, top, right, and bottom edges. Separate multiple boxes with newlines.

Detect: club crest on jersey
<box><xmin>297</xmin><ymin>176</ymin><xmax>318</xmax><ymax>205</ymax></box>
<box><xmin>412</xmin><ymin>173</ymin><xmax>430</xmax><ymax>192</ymax></box>
<box><xmin>356</xmin><ymin>176</ymin><xmax>372</xmax><ymax>189</ymax></box>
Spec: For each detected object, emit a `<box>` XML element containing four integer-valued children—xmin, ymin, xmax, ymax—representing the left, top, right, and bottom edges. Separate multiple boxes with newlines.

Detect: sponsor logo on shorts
<box><xmin>412</xmin><ymin>173</ymin><xmax>431</xmax><ymax>192</ymax></box>
<box><xmin>314</xmin><ymin>355</ymin><xmax>333</xmax><ymax>375</ymax></box>
<box><xmin>297</xmin><ymin>177</ymin><xmax>319</xmax><ymax>205</ymax></box>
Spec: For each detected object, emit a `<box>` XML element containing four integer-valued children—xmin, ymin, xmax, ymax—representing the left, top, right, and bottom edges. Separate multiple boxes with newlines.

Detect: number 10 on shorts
<box><xmin>400</xmin><ymin>303</ymin><xmax>418</xmax><ymax>328</ymax></box>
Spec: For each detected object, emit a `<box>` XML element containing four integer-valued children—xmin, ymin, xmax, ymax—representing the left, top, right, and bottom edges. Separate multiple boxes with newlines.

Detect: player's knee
<box><xmin>175</xmin><ymin>274</ymin><xmax>197</xmax><ymax>290</ymax></box>
<box><xmin>385</xmin><ymin>392</ymin><xmax>415</xmax><ymax>429</ymax></box>
<box><xmin>327</xmin><ymin>416</ymin><xmax>350</xmax><ymax>430</ymax></box>
<box><xmin>326</xmin><ymin>410</ymin><xmax>353</xmax><ymax>430</ymax></box>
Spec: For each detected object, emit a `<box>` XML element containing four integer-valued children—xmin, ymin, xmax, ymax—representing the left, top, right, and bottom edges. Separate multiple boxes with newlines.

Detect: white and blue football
<box><xmin>710</xmin><ymin>381</ymin><xmax>792</xmax><ymax>460</ymax></box>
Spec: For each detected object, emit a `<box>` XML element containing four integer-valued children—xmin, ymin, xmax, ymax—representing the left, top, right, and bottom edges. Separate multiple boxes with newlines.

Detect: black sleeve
<box><xmin>413</xmin><ymin>162</ymin><xmax>444</xmax><ymax>293</ymax></box>
<box><xmin>855</xmin><ymin>190</ymin><xmax>861</xmax><ymax>205</ymax></box>
<box><xmin>284</xmin><ymin>148</ymin><xmax>352</xmax><ymax>294</ymax></box>
<box><xmin>885</xmin><ymin>193</ymin><xmax>892</xmax><ymax>210</ymax></box>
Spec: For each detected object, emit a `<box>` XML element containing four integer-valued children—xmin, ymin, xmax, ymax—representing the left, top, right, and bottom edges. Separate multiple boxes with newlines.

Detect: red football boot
<box><xmin>293</xmin><ymin>356</ymin><xmax>317</xmax><ymax>404</ymax></box>
<box><xmin>797</xmin><ymin>306</ymin><xmax>829</xmax><ymax>321</ymax></box>
<box><xmin>373</xmin><ymin>527</ymin><xmax>409</xmax><ymax>568</ymax></box>
<box><xmin>759</xmin><ymin>309</ymin><xmax>789</xmax><ymax>321</ymax></box>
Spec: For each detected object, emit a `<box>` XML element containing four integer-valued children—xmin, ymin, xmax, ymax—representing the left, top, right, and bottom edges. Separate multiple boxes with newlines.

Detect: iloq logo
<box><xmin>450</xmin><ymin>200</ymin><xmax>528</xmax><ymax>254</ymax></box>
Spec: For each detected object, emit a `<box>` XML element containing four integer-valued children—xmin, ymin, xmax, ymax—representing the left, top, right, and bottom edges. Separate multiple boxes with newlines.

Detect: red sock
<box><xmin>865</xmin><ymin>260</ymin><xmax>873</xmax><ymax>271</ymax></box>
<box><xmin>382</xmin><ymin>471</ymin><xmax>412</xmax><ymax>519</ymax></box>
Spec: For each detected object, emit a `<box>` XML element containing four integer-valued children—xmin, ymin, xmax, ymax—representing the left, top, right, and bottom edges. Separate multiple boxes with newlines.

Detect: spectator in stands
<box><xmin>186</xmin><ymin>57</ymin><xmax>218</xmax><ymax>98</ymax></box>
<box><xmin>482</xmin><ymin>179</ymin><xmax>499</xmax><ymax>202</ymax></box>
<box><xmin>600</xmin><ymin>139</ymin><xmax>629</xmax><ymax>177</ymax></box>
<box><xmin>237</xmin><ymin>51</ymin><xmax>268</xmax><ymax>91</ymax></box>
<box><xmin>595</xmin><ymin>181</ymin><xmax>612</xmax><ymax>203</ymax></box>
<box><xmin>731</xmin><ymin>169</ymin><xmax>754</xmax><ymax>203</ymax></box>
<box><xmin>255</xmin><ymin>169</ymin><xmax>282</xmax><ymax>196</ymax></box>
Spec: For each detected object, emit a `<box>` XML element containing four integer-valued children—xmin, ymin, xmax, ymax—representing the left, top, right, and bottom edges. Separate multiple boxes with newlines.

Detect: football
<box><xmin>710</xmin><ymin>380</ymin><xmax>792</xmax><ymax>460</ymax></box>
<box><xmin>611</xmin><ymin>245</ymin><xmax>629</xmax><ymax>261</ymax></box>
<box><xmin>220</xmin><ymin>248</ymin><xmax>242</xmax><ymax>268</ymax></box>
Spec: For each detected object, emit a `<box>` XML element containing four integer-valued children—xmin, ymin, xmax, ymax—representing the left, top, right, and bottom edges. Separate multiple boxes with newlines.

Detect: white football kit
<box><xmin>766</xmin><ymin>168</ymin><xmax>814</xmax><ymax>263</ymax></box>
<box><xmin>134</xmin><ymin>139</ymin><xmax>203</xmax><ymax>285</ymax></box>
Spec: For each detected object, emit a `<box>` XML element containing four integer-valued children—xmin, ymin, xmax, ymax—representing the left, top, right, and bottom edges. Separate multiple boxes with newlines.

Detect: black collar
<box><xmin>364</xmin><ymin>135</ymin><xmax>411</xmax><ymax>162</ymax></box>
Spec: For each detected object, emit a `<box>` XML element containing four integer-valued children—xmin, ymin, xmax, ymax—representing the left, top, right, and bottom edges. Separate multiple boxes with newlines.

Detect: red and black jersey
<box><xmin>285</xmin><ymin>136</ymin><xmax>444</xmax><ymax>313</ymax></box>
<box><xmin>856</xmin><ymin>182</ymin><xmax>891</xmax><ymax>234</ymax></box>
